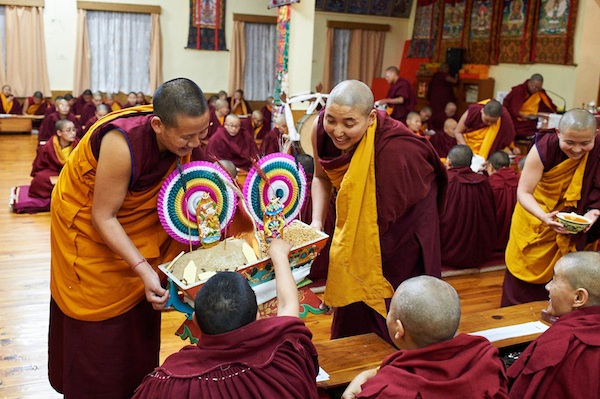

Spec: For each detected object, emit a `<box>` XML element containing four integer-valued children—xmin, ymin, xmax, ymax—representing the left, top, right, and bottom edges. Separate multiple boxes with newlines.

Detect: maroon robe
<box><xmin>507</xmin><ymin>306</ymin><xmax>600</xmax><ymax>399</ymax></box>
<box><xmin>38</xmin><ymin>112</ymin><xmax>84</xmax><ymax>141</ymax></box>
<box><xmin>464</xmin><ymin>103</ymin><xmax>516</xmax><ymax>156</ymax></box>
<box><xmin>207</xmin><ymin>109</ymin><xmax>223</xmax><ymax>139</ymax></box>
<box><xmin>501</xmin><ymin>130</ymin><xmax>600</xmax><ymax>306</ymax></box>
<box><xmin>253</xmin><ymin>122</ymin><xmax>270</xmax><ymax>140</ymax></box>
<box><xmin>206</xmin><ymin>126</ymin><xmax>259</xmax><ymax>171</ymax></box>
<box><xmin>132</xmin><ymin>317</ymin><xmax>319</xmax><ymax>399</ymax></box>
<box><xmin>0</xmin><ymin>95</ymin><xmax>22</xmax><ymax>114</ymax></box>
<box><xmin>261</xmin><ymin>105</ymin><xmax>273</xmax><ymax>129</ymax></box>
<box><xmin>427</xmin><ymin>71</ymin><xmax>457</xmax><ymax>117</ymax></box>
<box><xmin>357</xmin><ymin>334</ymin><xmax>509</xmax><ymax>399</ymax></box>
<box><xmin>489</xmin><ymin>167</ymin><xmax>520</xmax><ymax>251</ymax></box>
<box><xmin>72</xmin><ymin>94</ymin><xmax>90</xmax><ymax>116</ymax></box>
<box><xmin>191</xmin><ymin>143</ymin><xmax>212</xmax><ymax>162</ymax></box>
<box><xmin>259</xmin><ymin>127</ymin><xmax>282</xmax><ymax>155</ymax></box>
<box><xmin>80</xmin><ymin>101</ymin><xmax>97</xmax><ymax>126</ymax></box>
<box><xmin>386</xmin><ymin>77</ymin><xmax>416</xmax><ymax>124</ymax></box>
<box><xmin>317</xmin><ymin>110</ymin><xmax>447</xmax><ymax>343</ymax></box>
<box><xmin>30</xmin><ymin>136</ymin><xmax>79</xmax><ymax>199</ymax></box>
<box><xmin>429</xmin><ymin>128</ymin><xmax>457</xmax><ymax>158</ymax></box>
<box><xmin>503</xmin><ymin>81</ymin><xmax>557</xmax><ymax>139</ymax></box>
<box><xmin>440</xmin><ymin>167</ymin><xmax>497</xmax><ymax>269</ymax></box>
<box><xmin>25</xmin><ymin>97</ymin><xmax>50</xmax><ymax>115</ymax></box>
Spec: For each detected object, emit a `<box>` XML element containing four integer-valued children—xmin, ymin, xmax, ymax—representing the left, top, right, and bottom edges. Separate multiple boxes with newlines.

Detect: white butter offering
<box><xmin>242</xmin><ymin>242</ymin><xmax>258</xmax><ymax>263</ymax></box>
<box><xmin>182</xmin><ymin>260</ymin><xmax>198</xmax><ymax>285</ymax></box>
<box><xmin>197</xmin><ymin>270</ymin><xmax>217</xmax><ymax>282</ymax></box>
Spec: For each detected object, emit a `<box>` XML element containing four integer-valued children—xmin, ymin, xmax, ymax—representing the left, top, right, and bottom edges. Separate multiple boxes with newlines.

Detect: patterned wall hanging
<box><xmin>466</xmin><ymin>0</ymin><xmax>502</xmax><ymax>64</ymax></box>
<box><xmin>495</xmin><ymin>0</ymin><xmax>536</xmax><ymax>63</ymax></box>
<box><xmin>433</xmin><ymin>0</ymin><xmax>468</xmax><ymax>62</ymax></box>
<box><xmin>187</xmin><ymin>0</ymin><xmax>227</xmax><ymax>51</ymax></box>
<box><xmin>408</xmin><ymin>0</ymin><xmax>442</xmax><ymax>58</ymax></box>
<box><xmin>316</xmin><ymin>0</ymin><xmax>414</xmax><ymax>18</ymax></box>
<box><xmin>532</xmin><ymin>0</ymin><xmax>578</xmax><ymax>65</ymax></box>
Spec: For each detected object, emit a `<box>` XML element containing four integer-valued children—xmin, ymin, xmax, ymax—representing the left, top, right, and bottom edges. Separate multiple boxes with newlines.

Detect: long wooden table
<box><xmin>316</xmin><ymin>300</ymin><xmax>550</xmax><ymax>389</ymax></box>
<box><xmin>0</xmin><ymin>115</ymin><xmax>43</xmax><ymax>133</ymax></box>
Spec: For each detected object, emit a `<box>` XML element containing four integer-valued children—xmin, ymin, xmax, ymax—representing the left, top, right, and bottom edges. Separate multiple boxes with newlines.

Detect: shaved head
<box><xmin>558</xmin><ymin>252</ymin><xmax>600</xmax><ymax>306</ymax></box>
<box><xmin>530</xmin><ymin>73</ymin><xmax>544</xmax><ymax>83</ymax></box>
<box><xmin>488</xmin><ymin>151</ymin><xmax>510</xmax><ymax>171</ymax></box>
<box><xmin>327</xmin><ymin>80</ymin><xmax>374</xmax><ymax>117</ymax></box>
<box><xmin>483</xmin><ymin>100</ymin><xmax>503</xmax><ymax>118</ymax></box>
<box><xmin>558</xmin><ymin>108</ymin><xmax>597</xmax><ymax>134</ymax></box>
<box><xmin>390</xmin><ymin>276</ymin><xmax>460</xmax><ymax>348</ymax></box>
<box><xmin>448</xmin><ymin>144</ymin><xmax>473</xmax><ymax>168</ymax></box>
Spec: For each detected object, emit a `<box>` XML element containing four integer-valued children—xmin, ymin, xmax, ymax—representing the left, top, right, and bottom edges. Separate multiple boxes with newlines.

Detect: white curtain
<box><xmin>87</xmin><ymin>11</ymin><xmax>151</xmax><ymax>94</ymax></box>
<box><xmin>331</xmin><ymin>29</ymin><xmax>350</xmax><ymax>88</ymax></box>
<box><xmin>0</xmin><ymin>6</ymin><xmax>5</xmax><ymax>82</ymax></box>
<box><xmin>243</xmin><ymin>22</ymin><xmax>277</xmax><ymax>101</ymax></box>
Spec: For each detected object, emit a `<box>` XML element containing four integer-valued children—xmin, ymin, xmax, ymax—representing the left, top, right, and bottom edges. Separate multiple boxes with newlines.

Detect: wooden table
<box><xmin>315</xmin><ymin>333</ymin><xmax>395</xmax><ymax>389</ymax></box>
<box><xmin>458</xmin><ymin>300</ymin><xmax>550</xmax><ymax>348</ymax></box>
<box><xmin>315</xmin><ymin>301</ymin><xmax>550</xmax><ymax>389</ymax></box>
<box><xmin>0</xmin><ymin>115</ymin><xmax>43</xmax><ymax>134</ymax></box>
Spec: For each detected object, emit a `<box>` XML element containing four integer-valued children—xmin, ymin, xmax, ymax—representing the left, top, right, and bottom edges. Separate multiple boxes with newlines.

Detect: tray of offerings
<box><xmin>159</xmin><ymin>220</ymin><xmax>329</xmax><ymax>303</ymax></box>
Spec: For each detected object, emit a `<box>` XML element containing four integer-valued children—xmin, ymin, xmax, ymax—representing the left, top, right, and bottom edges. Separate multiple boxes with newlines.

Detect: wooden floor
<box><xmin>0</xmin><ymin>134</ymin><xmax>505</xmax><ymax>398</ymax></box>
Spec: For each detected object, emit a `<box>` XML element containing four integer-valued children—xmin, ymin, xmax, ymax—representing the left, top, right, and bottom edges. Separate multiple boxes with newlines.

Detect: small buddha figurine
<box><xmin>195</xmin><ymin>191</ymin><xmax>221</xmax><ymax>248</ymax></box>
<box><xmin>263</xmin><ymin>197</ymin><xmax>285</xmax><ymax>244</ymax></box>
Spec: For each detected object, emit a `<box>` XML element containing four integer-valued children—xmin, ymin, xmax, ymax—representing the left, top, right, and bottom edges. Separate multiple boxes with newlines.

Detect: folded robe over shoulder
<box><xmin>357</xmin><ymin>334</ymin><xmax>509</xmax><ymax>399</ymax></box>
<box><xmin>463</xmin><ymin>102</ymin><xmax>516</xmax><ymax>159</ymax></box>
<box><xmin>503</xmin><ymin>81</ymin><xmax>557</xmax><ymax>139</ymax></box>
<box><xmin>507</xmin><ymin>306</ymin><xmax>600</xmax><ymax>399</ymax></box>
<box><xmin>132</xmin><ymin>317</ymin><xmax>319</xmax><ymax>399</ymax></box>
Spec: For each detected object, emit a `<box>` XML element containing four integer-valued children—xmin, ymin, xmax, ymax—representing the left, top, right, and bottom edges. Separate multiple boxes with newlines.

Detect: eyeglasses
<box><xmin>226</xmin><ymin>124</ymin><xmax>241</xmax><ymax>129</ymax></box>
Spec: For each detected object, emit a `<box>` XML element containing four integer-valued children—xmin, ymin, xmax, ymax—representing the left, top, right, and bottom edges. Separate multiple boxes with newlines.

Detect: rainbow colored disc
<box><xmin>243</xmin><ymin>153</ymin><xmax>307</xmax><ymax>228</ymax></box>
<box><xmin>158</xmin><ymin>161</ymin><xmax>237</xmax><ymax>244</ymax></box>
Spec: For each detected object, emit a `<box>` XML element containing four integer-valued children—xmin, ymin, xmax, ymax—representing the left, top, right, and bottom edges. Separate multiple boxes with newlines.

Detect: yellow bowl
<box><xmin>556</xmin><ymin>212</ymin><xmax>591</xmax><ymax>234</ymax></box>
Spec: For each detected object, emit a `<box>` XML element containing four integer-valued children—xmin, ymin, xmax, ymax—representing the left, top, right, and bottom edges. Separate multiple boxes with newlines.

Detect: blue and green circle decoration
<box><xmin>157</xmin><ymin>161</ymin><xmax>237</xmax><ymax>244</ymax></box>
<box><xmin>243</xmin><ymin>153</ymin><xmax>307</xmax><ymax>228</ymax></box>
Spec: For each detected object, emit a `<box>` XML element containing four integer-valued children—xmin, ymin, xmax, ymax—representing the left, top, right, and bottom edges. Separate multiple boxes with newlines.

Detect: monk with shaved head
<box><xmin>455</xmin><ymin>99</ymin><xmax>517</xmax><ymax>159</ymax></box>
<box><xmin>502</xmin><ymin>109</ymin><xmax>600</xmax><ymax>306</ymax></box>
<box><xmin>311</xmin><ymin>79</ymin><xmax>447</xmax><ymax>344</ymax></box>
<box><xmin>342</xmin><ymin>276</ymin><xmax>509</xmax><ymax>398</ymax></box>
<box><xmin>508</xmin><ymin>251</ymin><xmax>600</xmax><ymax>398</ymax></box>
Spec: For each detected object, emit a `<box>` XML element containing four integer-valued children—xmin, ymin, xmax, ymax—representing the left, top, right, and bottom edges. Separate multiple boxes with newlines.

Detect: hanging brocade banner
<box><xmin>187</xmin><ymin>0</ymin><xmax>227</xmax><ymax>51</ymax></box>
<box><xmin>274</xmin><ymin>5</ymin><xmax>290</xmax><ymax>104</ymax></box>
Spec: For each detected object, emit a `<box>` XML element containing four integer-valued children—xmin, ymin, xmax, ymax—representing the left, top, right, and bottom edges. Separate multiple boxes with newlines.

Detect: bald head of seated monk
<box><xmin>342</xmin><ymin>276</ymin><xmax>509</xmax><ymax>399</ymax></box>
<box><xmin>481</xmin><ymin>99</ymin><xmax>503</xmax><ymax>125</ymax></box>
<box><xmin>251</xmin><ymin>110</ymin><xmax>264</xmax><ymax>130</ymax></box>
<box><xmin>215</xmin><ymin>159</ymin><xmax>237</xmax><ymax>179</ymax></box>
<box><xmin>446</xmin><ymin>144</ymin><xmax>473</xmax><ymax>169</ymax></box>
<box><xmin>508</xmin><ymin>251</ymin><xmax>600</xmax><ymax>398</ymax></box>
<box><xmin>486</xmin><ymin>150</ymin><xmax>511</xmax><ymax>175</ymax></box>
<box><xmin>215</xmin><ymin>99</ymin><xmax>230</xmax><ymax>119</ymax></box>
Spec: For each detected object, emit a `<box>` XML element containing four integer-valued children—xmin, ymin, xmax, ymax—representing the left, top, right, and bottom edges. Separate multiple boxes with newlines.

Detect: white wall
<box><xmin>43</xmin><ymin>0</ymin><xmax>277</xmax><ymax>94</ymax></box>
<box><xmin>42</xmin><ymin>0</ymin><xmax>599</xmax><ymax>107</ymax></box>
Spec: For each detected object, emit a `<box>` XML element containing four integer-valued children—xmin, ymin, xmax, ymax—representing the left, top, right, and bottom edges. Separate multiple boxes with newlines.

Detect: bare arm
<box><xmin>268</xmin><ymin>239</ymin><xmax>298</xmax><ymax>317</ymax></box>
<box><xmin>380</xmin><ymin>96</ymin><xmax>404</xmax><ymax>105</ymax></box>
<box><xmin>341</xmin><ymin>368</ymin><xmax>378</xmax><ymax>399</ymax></box>
<box><xmin>310</xmin><ymin>117</ymin><xmax>332</xmax><ymax>231</ymax></box>
<box><xmin>91</xmin><ymin>130</ymin><xmax>169</xmax><ymax>309</ymax></box>
<box><xmin>454</xmin><ymin>110</ymin><xmax>469</xmax><ymax>145</ymax></box>
<box><xmin>22</xmin><ymin>98</ymin><xmax>30</xmax><ymax>115</ymax></box>
<box><xmin>517</xmin><ymin>146</ymin><xmax>567</xmax><ymax>234</ymax></box>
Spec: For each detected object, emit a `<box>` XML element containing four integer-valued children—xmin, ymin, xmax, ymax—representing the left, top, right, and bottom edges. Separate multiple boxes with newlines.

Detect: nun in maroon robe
<box><xmin>488</xmin><ymin>166</ymin><xmax>520</xmax><ymax>251</ymax></box>
<box><xmin>385</xmin><ymin>76</ymin><xmax>416</xmax><ymax>124</ymax></box>
<box><xmin>316</xmin><ymin>109</ymin><xmax>447</xmax><ymax>344</ymax></box>
<box><xmin>38</xmin><ymin>110</ymin><xmax>84</xmax><ymax>141</ymax></box>
<box><xmin>206</xmin><ymin>124</ymin><xmax>259</xmax><ymax>171</ymax></box>
<box><xmin>440</xmin><ymin>146</ymin><xmax>497</xmax><ymax>268</ymax></box>
<box><xmin>259</xmin><ymin>127</ymin><xmax>283</xmax><ymax>156</ymax></box>
<box><xmin>427</xmin><ymin>69</ymin><xmax>457</xmax><ymax>118</ymax></box>
<box><xmin>357</xmin><ymin>334</ymin><xmax>509</xmax><ymax>399</ymax></box>
<box><xmin>132</xmin><ymin>317</ymin><xmax>319</xmax><ymax>399</ymax></box>
<box><xmin>72</xmin><ymin>90</ymin><xmax>92</xmax><ymax>116</ymax></box>
<box><xmin>503</xmin><ymin>79</ymin><xmax>557</xmax><ymax>139</ymax></box>
<box><xmin>461</xmin><ymin>102</ymin><xmax>516</xmax><ymax>157</ymax></box>
<box><xmin>30</xmin><ymin>135</ymin><xmax>80</xmax><ymax>199</ymax></box>
<box><xmin>507</xmin><ymin>306</ymin><xmax>600</xmax><ymax>399</ymax></box>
